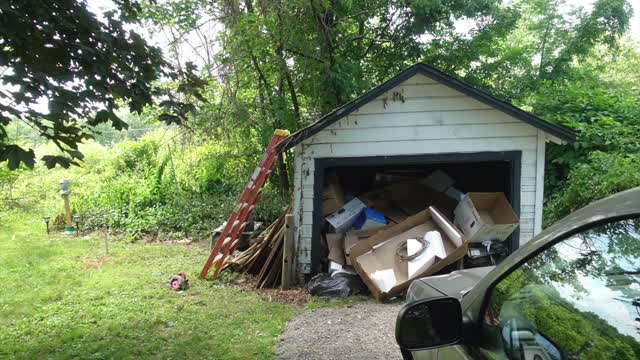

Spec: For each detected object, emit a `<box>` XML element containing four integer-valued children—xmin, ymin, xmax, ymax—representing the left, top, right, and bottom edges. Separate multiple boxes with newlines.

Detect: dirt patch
<box><xmin>233</xmin><ymin>277</ymin><xmax>311</xmax><ymax>306</ymax></box>
<box><xmin>277</xmin><ymin>302</ymin><xmax>403</xmax><ymax>360</ymax></box>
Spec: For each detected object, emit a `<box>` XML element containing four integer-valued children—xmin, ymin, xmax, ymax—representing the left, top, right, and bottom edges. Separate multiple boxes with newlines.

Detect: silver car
<box><xmin>396</xmin><ymin>187</ymin><xmax>640</xmax><ymax>360</ymax></box>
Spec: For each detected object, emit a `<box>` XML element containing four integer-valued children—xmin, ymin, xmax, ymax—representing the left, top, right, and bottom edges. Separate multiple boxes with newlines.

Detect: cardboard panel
<box><xmin>351</xmin><ymin>207</ymin><xmax>467</xmax><ymax>301</ymax></box>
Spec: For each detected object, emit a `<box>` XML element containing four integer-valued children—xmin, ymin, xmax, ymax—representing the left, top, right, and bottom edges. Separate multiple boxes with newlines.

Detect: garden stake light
<box><xmin>73</xmin><ymin>215</ymin><xmax>80</xmax><ymax>236</ymax></box>
<box><xmin>43</xmin><ymin>216</ymin><xmax>51</xmax><ymax>234</ymax></box>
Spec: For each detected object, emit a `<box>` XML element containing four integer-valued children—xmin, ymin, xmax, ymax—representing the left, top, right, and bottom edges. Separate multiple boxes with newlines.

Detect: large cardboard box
<box><xmin>383</xmin><ymin>181</ymin><xmax>458</xmax><ymax>220</ymax></box>
<box><xmin>326</xmin><ymin>233</ymin><xmax>345</xmax><ymax>265</ymax></box>
<box><xmin>454</xmin><ymin>192</ymin><xmax>519</xmax><ymax>243</ymax></box>
<box><xmin>322</xmin><ymin>172</ymin><xmax>345</xmax><ymax>215</ymax></box>
<box><xmin>351</xmin><ymin>207</ymin><xmax>467</xmax><ymax>302</ymax></box>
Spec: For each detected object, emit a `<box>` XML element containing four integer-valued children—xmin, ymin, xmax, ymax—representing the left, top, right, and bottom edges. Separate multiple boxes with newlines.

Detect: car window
<box><xmin>478</xmin><ymin>217</ymin><xmax>640</xmax><ymax>360</ymax></box>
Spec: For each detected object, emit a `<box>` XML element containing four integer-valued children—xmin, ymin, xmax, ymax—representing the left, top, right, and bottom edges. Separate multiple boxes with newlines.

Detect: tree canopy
<box><xmin>0</xmin><ymin>0</ymin><xmax>205</xmax><ymax>169</ymax></box>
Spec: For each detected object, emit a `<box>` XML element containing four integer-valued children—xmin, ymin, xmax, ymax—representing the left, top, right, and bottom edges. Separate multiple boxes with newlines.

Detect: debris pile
<box><xmin>224</xmin><ymin>207</ymin><xmax>292</xmax><ymax>289</ymax></box>
<box><xmin>315</xmin><ymin>168</ymin><xmax>521</xmax><ymax>301</ymax></box>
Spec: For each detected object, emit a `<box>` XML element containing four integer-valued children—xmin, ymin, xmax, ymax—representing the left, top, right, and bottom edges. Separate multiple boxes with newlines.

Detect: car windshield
<box><xmin>481</xmin><ymin>217</ymin><xmax>640</xmax><ymax>359</ymax></box>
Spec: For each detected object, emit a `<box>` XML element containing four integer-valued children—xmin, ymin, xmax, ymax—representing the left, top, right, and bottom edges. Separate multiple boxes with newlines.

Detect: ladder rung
<box><xmin>213</xmin><ymin>253</ymin><xmax>224</xmax><ymax>265</ymax></box>
<box><xmin>222</xmin><ymin>236</ymin><xmax>232</xmax><ymax>246</ymax></box>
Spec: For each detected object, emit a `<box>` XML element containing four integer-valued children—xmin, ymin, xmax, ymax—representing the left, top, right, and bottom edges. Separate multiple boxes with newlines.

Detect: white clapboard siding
<box><xmin>309</xmin><ymin>123</ymin><xmax>538</xmax><ymax>144</ymax></box>
<box><xmin>355</xmin><ymin>96</ymin><xmax>491</xmax><ymax>115</ymax></box>
<box><xmin>291</xmin><ymin>72</ymin><xmax>548</xmax><ymax>273</ymax></box>
<box><xmin>374</xmin><ymin>83</ymin><xmax>469</xmax><ymax>100</ymax></box>
<box><xmin>400</xmin><ymin>73</ymin><xmax>438</xmax><ymax>85</ymax></box>
<box><xmin>301</xmin><ymin>137</ymin><xmax>538</xmax><ymax>160</ymax></box>
<box><xmin>326</xmin><ymin>110</ymin><xmax>519</xmax><ymax>130</ymax></box>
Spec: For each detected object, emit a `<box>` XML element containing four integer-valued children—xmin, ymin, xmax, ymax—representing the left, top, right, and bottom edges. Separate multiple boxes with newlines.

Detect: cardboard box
<box><xmin>454</xmin><ymin>192</ymin><xmax>519</xmax><ymax>243</ymax></box>
<box><xmin>343</xmin><ymin>232</ymin><xmax>359</xmax><ymax>266</ymax></box>
<box><xmin>384</xmin><ymin>181</ymin><xmax>458</xmax><ymax>220</ymax></box>
<box><xmin>351</xmin><ymin>207</ymin><xmax>467</xmax><ymax>302</ymax></box>
<box><xmin>322</xmin><ymin>172</ymin><xmax>345</xmax><ymax>215</ymax></box>
<box><xmin>359</xmin><ymin>189</ymin><xmax>409</xmax><ymax>224</ymax></box>
<box><xmin>326</xmin><ymin>233</ymin><xmax>345</xmax><ymax>265</ymax></box>
<box><xmin>326</xmin><ymin>197</ymin><xmax>366</xmax><ymax>233</ymax></box>
<box><xmin>352</xmin><ymin>207</ymin><xmax>387</xmax><ymax>231</ymax></box>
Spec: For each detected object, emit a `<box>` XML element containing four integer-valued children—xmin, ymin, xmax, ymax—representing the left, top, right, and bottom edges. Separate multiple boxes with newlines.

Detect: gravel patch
<box><xmin>277</xmin><ymin>302</ymin><xmax>403</xmax><ymax>360</ymax></box>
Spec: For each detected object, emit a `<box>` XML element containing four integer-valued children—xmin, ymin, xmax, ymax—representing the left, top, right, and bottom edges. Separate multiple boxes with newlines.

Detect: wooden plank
<box><xmin>257</xmin><ymin>228</ymin><xmax>285</xmax><ymax>288</ymax></box>
<box><xmin>281</xmin><ymin>214</ymin><xmax>294</xmax><ymax>290</ymax></box>
<box><xmin>308</xmin><ymin>123</ymin><xmax>538</xmax><ymax>144</ymax></box>
<box><xmin>354</xmin><ymin>96</ymin><xmax>491</xmax><ymax>115</ymax></box>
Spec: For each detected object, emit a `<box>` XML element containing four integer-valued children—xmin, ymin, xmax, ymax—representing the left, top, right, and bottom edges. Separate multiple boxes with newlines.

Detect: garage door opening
<box><xmin>311</xmin><ymin>151</ymin><xmax>521</xmax><ymax>276</ymax></box>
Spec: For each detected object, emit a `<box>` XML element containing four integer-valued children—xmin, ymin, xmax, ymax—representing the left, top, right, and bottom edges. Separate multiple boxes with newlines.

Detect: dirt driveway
<box><xmin>277</xmin><ymin>302</ymin><xmax>403</xmax><ymax>360</ymax></box>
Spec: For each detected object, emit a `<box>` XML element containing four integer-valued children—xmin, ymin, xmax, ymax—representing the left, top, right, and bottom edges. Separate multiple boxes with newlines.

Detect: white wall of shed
<box><xmin>291</xmin><ymin>73</ymin><xmax>546</xmax><ymax>274</ymax></box>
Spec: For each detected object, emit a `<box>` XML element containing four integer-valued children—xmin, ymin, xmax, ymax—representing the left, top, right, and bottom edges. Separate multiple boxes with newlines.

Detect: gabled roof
<box><xmin>277</xmin><ymin>62</ymin><xmax>576</xmax><ymax>151</ymax></box>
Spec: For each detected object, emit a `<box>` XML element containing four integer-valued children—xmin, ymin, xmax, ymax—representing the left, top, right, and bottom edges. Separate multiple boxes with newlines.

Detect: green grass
<box><xmin>0</xmin><ymin>211</ymin><xmax>299</xmax><ymax>359</ymax></box>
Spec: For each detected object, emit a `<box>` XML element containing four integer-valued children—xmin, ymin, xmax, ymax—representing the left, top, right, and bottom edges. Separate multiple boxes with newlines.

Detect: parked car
<box><xmin>396</xmin><ymin>187</ymin><xmax>640</xmax><ymax>360</ymax></box>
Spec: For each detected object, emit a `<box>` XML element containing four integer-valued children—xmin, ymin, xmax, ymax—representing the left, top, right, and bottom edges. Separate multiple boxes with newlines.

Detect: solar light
<box><xmin>73</xmin><ymin>215</ymin><xmax>80</xmax><ymax>236</ymax></box>
<box><xmin>43</xmin><ymin>216</ymin><xmax>51</xmax><ymax>234</ymax></box>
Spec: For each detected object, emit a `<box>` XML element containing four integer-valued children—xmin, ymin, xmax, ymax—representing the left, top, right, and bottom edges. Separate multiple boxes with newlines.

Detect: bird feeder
<box><xmin>59</xmin><ymin>179</ymin><xmax>74</xmax><ymax>235</ymax></box>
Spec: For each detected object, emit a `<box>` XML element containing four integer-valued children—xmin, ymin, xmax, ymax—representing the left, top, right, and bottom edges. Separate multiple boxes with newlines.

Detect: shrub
<box><xmin>543</xmin><ymin>151</ymin><xmax>640</xmax><ymax>227</ymax></box>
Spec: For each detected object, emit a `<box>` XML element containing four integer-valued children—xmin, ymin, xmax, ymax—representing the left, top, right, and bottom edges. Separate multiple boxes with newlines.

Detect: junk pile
<box><xmin>224</xmin><ymin>207</ymin><xmax>292</xmax><ymax>289</ymax></box>
<box><xmin>316</xmin><ymin>169</ymin><xmax>520</xmax><ymax>301</ymax></box>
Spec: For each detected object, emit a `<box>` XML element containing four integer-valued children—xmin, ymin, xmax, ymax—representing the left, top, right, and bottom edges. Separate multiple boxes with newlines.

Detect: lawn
<box><xmin>0</xmin><ymin>211</ymin><xmax>300</xmax><ymax>359</ymax></box>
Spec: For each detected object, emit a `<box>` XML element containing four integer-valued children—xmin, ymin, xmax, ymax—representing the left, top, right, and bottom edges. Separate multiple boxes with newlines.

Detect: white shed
<box><xmin>277</xmin><ymin>63</ymin><xmax>575</xmax><ymax>276</ymax></box>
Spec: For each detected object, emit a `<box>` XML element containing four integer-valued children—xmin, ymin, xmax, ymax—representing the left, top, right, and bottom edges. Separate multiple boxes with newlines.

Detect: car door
<box><xmin>466</xmin><ymin>215</ymin><xmax>640</xmax><ymax>360</ymax></box>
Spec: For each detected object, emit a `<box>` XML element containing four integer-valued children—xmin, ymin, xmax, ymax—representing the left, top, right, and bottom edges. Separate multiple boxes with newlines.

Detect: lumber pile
<box><xmin>224</xmin><ymin>206</ymin><xmax>291</xmax><ymax>289</ymax></box>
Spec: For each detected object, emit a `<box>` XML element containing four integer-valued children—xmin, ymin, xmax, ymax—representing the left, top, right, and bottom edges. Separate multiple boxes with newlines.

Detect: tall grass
<box><xmin>1</xmin><ymin>129</ymin><xmax>288</xmax><ymax>241</ymax></box>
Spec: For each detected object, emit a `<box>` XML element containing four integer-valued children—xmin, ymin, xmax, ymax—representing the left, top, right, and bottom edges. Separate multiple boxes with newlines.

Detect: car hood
<box><xmin>407</xmin><ymin>266</ymin><xmax>495</xmax><ymax>302</ymax></box>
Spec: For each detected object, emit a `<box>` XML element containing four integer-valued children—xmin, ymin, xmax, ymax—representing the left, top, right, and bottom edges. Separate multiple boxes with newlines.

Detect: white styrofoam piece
<box><xmin>407</xmin><ymin>231</ymin><xmax>446</xmax><ymax>278</ymax></box>
<box><xmin>445</xmin><ymin>187</ymin><xmax>464</xmax><ymax>201</ymax></box>
<box><xmin>371</xmin><ymin>269</ymin><xmax>397</xmax><ymax>293</ymax></box>
<box><xmin>333</xmin><ymin>265</ymin><xmax>357</xmax><ymax>276</ymax></box>
<box><xmin>328</xmin><ymin>261</ymin><xmax>343</xmax><ymax>275</ymax></box>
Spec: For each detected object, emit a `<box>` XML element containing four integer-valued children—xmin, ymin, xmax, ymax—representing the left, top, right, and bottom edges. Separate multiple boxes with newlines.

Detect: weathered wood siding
<box><xmin>291</xmin><ymin>73</ymin><xmax>546</xmax><ymax>274</ymax></box>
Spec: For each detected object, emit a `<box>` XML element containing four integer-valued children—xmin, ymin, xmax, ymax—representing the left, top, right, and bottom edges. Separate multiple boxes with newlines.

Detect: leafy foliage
<box><xmin>2</xmin><ymin>130</ymin><xmax>288</xmax><ymax>240</ymax></box>
<box><xmin>544</xmin><ymin>152</ymin><xmax>640</xmax><ymax>226</ymax></box>
<box><xmin>0</xmin><ymin>0</ymin><xmax>204</xmax><ymax>169</ymax></box>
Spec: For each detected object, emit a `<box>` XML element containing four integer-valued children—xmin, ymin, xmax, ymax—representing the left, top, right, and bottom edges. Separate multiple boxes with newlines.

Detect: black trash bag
<box><xmin>305</xmin><ymin>273</ymin><xmax>367</xmax><ymax>297</ymax></box>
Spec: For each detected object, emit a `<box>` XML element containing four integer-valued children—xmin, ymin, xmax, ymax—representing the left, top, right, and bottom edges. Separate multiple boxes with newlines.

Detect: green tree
<box><xmin>0</xmin><ymin>0</ymin><xmax>204</xmax><ymax>170</ymax></box>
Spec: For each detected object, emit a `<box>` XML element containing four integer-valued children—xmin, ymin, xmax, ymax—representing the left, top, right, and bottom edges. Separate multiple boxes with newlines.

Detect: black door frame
<box><xmin>310</xmin><ymin>151</ymin><xmax>522</xmax><ymax>275</ymax></box>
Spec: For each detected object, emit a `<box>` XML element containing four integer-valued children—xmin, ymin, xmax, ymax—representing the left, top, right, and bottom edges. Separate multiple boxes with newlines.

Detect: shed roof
<box><xmin>277</xmin><ymin>62</ymin><xmax>576</xmax><ymax>151</ymax></box>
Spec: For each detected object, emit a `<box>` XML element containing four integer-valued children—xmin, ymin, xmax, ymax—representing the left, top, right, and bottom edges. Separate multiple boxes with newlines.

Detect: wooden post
<box><xmin>104</xmin><ymin>225</ymin><xmax>110</xmax><ymax>256</ymax></box>
<box><xmin>62</xmin><ymin>194</ymin><xmax>72</xmax><ymax>228</ymax></box>
<box><xmin>281</xmin><ymin>214</ymin><xmax>294</xmax><ymax>290</ymax></box>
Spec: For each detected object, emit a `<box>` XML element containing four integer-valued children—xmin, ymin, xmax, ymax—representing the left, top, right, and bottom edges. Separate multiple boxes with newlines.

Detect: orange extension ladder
<box><xmin>199</xmin><ymin>129</ymin><xmax>290</xmax><ymax>280</ymax></box>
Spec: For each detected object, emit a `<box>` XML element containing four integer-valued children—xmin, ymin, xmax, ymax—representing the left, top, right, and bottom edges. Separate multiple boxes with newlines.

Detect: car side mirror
<box><xmin>396</xmin><ymin>297</ymin><xmax>463</xmax><ymax>353</ymax></box>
